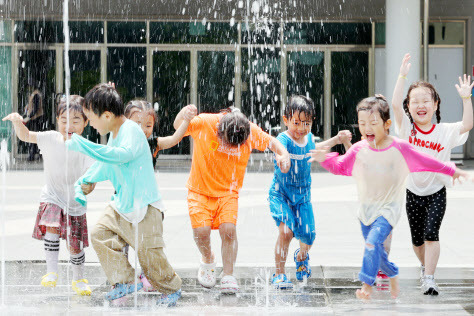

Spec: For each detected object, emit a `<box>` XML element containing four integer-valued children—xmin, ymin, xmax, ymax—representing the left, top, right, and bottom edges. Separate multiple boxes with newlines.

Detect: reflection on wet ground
<box><xmin>0</xmin><ymin>262</ymin><xmax>472</xmax><ymax>315</ymax></box>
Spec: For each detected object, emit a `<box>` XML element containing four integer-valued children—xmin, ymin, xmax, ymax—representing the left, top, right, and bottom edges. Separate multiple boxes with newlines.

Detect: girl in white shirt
<box><xmin>391</xmin><ymin>53</ymin><xmax>473</xmax><ymax>295</ymax></box>
<box><xmin>3</xmin><ymin>96</ymin><xmax>95</xmax><ymax>296</ymax></box>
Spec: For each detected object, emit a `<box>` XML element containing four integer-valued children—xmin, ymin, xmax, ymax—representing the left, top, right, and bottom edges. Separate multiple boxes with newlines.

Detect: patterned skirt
<box><xmin>32</xmin><ymin>202</ymin><xmax>89</xmax><ymax>252</ymax></box>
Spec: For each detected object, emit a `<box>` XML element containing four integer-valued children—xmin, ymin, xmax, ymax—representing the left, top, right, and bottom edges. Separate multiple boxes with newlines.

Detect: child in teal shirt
<box><xmin>66</xmin><ymin>83</ymin><xmax>185</xmax><ymax>306</ymax></box>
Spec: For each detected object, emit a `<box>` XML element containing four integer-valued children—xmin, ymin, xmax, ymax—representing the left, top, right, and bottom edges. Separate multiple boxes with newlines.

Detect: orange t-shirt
<box><xmin>185</xmin><ymin>113</ymin><xmax>273</xmax><ymax>197</ymax></box>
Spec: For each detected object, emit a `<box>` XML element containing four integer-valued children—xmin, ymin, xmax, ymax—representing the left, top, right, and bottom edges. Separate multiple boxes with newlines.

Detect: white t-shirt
<box><xmin>37</xmin><ymin>131</ymin><xmax>95</xmax><ymax>216</ymax></box>
<box><xmin>395</xmin><ymin>113</ymin><xmax>468</xmax><ymax>196</ymax></box>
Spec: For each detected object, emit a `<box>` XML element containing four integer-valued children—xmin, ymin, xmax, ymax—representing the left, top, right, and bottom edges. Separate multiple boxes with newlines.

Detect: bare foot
<box><xmin>390</xmin><ymin>276</ymin><xmax>400</xmax><ymax>299</ymax></box>
<box><xmin>355</xmin><ymin>283</ymin><xmax>372</xmax><ymax>300</ymax></box>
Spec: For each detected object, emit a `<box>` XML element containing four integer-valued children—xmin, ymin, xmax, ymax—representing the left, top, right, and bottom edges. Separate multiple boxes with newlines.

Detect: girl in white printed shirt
<box><xmin>391</xmin><ymin>53</ymin><xmax>473</xmax><ymax>295</ymax></box>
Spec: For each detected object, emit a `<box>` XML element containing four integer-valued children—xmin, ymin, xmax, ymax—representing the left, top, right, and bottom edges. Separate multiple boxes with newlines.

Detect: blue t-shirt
<box><xmin>66</xmin><ymin>119</ymin><xmax>161</xmax><ymax>218</ymax></box>
<box><xmin>270</xmin><ymin>132</ymin><xmax>315</xmax><ymax>203</ymax></box>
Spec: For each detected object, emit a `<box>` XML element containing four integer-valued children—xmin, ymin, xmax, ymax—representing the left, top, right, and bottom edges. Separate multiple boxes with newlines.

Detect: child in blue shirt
<box><xmin>66</xmin><ymin>83</ymin><xmax>185</xmax><ymax>307</ymax></box>
<box><xmin>270</xmin><ymin>95</ymin><xmax>352</xmax><ymax>289</ymax></box>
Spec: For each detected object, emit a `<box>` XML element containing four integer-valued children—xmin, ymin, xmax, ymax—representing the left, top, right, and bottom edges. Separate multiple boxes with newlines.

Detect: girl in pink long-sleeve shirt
<box><xmin>309</xmin><ymin>95</ymin><xmax>469</xmax><ymax>300</ymax></box>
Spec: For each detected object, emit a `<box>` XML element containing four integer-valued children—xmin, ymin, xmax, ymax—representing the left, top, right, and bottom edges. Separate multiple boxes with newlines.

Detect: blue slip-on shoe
<box><xmin>272</xmin><ymin>273</ymin><xmax>294</xmax><ymax>289</ymax></box>
<box><xmin>294</xmin><ymin>249</ymin><xmax>311</xmax><ymax>281</ymax></box>
<box><xmin>105</xmin><ymin>282</ymin><xmax>143</xmax><ymax>301</ymax></box>
<box><xmin>157</xmin><ymin>289</ymin><xmax>181</xmax><ymax>307</ymax></box>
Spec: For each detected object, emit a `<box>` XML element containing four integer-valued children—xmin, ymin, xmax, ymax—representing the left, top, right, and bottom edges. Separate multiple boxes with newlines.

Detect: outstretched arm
<box><xmin>455</xmin><ymin>74</ymin><xmax>474</xmax><ymax>134</ymax></box>
<box><xmin>173</xmin><ymin>104</ymin><xmax>197</xmax><ymax>130</ymax></box>
<box><xmin>268</xmin><ymin>137</ymin><xmax>290</xmax><ymax>173</ymax></box>
<box><xmin>2</xmin><ymin>113</ymin><xmax>37</xmax><ymax>143</ymax></box>
<box><xmin>159</xmin><ymin>104</ymin><xmax>197</xmax><ymax>150</ymax></box>
<box><xmin>391</xmin><ymin>53</ymin><xmax>411</xmax><ymax>130</ymax></box>
<box><xmin>316</xmin><ymin>130</ymin><xmax>352</xmax><ymax>151</ymax></box>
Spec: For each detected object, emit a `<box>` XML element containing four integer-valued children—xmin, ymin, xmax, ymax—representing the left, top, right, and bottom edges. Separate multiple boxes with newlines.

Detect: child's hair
<box><xmin>402</xmin><ymin>81</ymin><xmax>441</xmax><ymax>125</ymax></box>
<box><xmin>84</xmin><ymin>83</ymin><xmax>123</xmax><ymax>117</ymax></box>
<box><xmin>284</xmin><ymin>95</ymin><xmax>315</xmax><ymax>121</ymax></box>
<box><xmin>217</xmin><ymin>107</ymin><xmax>251</xmax><ymax>146</ymax></box>
<box><xmin>124</xmin><ymin>99</ymin><xmax>157</xmax><ymax>123</ymax></box>
<box><xmin>56</xmin><ymin>95</ymin><xmax>87</xmax><ymax>121</ymax></box>
<box><xmin>356</xmin><ymin>94</ymin><xmax>391</xmax><ymax>127</ymax></box>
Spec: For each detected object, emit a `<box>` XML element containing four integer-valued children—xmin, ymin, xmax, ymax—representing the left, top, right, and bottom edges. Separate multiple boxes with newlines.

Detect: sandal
<box><xmin>294</xmin><ymin>248</ymin><xmax>311</xmax><ymax>281</ymax></box>
<box><xmin>72</xmin><ymin>279</ymin><xmax>92</xmax><ymax>296</ymax></box>
<box><xmin>197</xmin><ymin>260</ymin><xmax>217</xmax><ymax>288</ymax></box>
<box><xmin>221</xmin><ymin>275</ymin><xmax>239</xmax><ymax>294</ymax></box>
<box><xmin>105</xmin><ymin>282</ymin><xmax>143</xmax><ymax>301</ymax></box>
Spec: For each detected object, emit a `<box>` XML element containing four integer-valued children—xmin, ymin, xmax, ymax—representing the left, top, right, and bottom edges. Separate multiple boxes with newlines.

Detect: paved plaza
<box><xmin>0</xmin><ymin>166</ymin><xmax>473</xmax><ymax>314</ymax></box>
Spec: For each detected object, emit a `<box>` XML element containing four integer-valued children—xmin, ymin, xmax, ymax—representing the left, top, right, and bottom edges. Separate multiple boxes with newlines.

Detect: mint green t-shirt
<box><xmin>66</xmin><ymin>119</ymin><xmax>161</xmax><ymax>220</ymax></box>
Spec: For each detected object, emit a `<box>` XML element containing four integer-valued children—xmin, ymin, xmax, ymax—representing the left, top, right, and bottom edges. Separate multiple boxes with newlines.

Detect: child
<box><xmin>269</xmin><ymin>95</ymin><xmax>352</xmax><ymax>289</ymax></box>
<box><xmin>65</xmin><ymin>84</ymin><xmax>190</xmax><ymax>307</ymax></box>
<box><xmin>392</xmin><ymin>53</ymin><xmax>473</xmax><ymax>295</ymax></box>
<box><xmin>123</xmin><ymin>99</ymin><xmax>197</xmax><ymax>291</ymax></box>
<box><xmin>173</xmin><ymin>106</ymin><xmax>290</xmax><ymax>294</ymax></box>
<box><xmin>3</xmin><ymin>95</ymin><xmax>95</xmax><ymax>296</ymax></box>
<box><xmin>309</xmin><ymin>95</ymin><xmax>469</xmax><ymax>300</ymax></box>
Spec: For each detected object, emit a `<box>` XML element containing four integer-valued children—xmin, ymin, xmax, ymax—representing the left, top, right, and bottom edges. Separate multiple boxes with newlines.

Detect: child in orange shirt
<box><xmin>173</xmin><ymin>106</ymin><xmax>290</xmax><ymax>294</ymax></box>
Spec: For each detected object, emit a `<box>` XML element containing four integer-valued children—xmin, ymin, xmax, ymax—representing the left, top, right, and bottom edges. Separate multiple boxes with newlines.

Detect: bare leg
<box><xmin>219</xmin><ymin>223</ymin><xmax>237</xmax><ymax>276</ymax></box>
<box><xmin>389</xmin><ymin>276</ymin><xmax>400</xmax><ymax>298</ymax></box>
<box><xmin>193</xmin><ymin>226</ymin><xmax>214</xmax><ymax>263</ymax></box>
<box><xmin>296</xmin><ymin>240</ymin><xmax>312</xmax><ymax>262</ymax></box>
<box><xmin>424</xmin><ymin>241</ymin><xmax>440</xmax><ymax>275</ymax></box>
<box><xmin>412</xmin><ymin>244</ymin><xmax>425</xmax><ymax>266</ymax></box>
<box><xmin>275</xmin><ymin>222</ymin><xmax>294</xmax><ymax>275</ymax></box>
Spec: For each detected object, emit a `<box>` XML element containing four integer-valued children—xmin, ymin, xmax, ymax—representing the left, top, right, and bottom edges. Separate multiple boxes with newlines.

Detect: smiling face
<box><xmin>56</xmin><ymin>110</ymin><xmax>88</xmax><ymax>140</ymax></box>
<box><xmin>129</xmin><ymin>109</ymin><xmax>154</xmax><ymax>138</ymax></box>
<box><xmin>283</xmin><ymin>111</ymin><xmax>313</xmax><ymax>143</ymax></box>
<box><xmin>407</xmin><ymin>87</ymin><xmax>438</xmax><ymax>126</ymax></box>
<box><xmin>82</xmin><ymin>107</ymin><xmax>111</xmax><ymax>136</ymax></box>
<box><xmin>358</xmin><ymin>110</ymin><xmax>391</xmax><ymax>147</ymax></box>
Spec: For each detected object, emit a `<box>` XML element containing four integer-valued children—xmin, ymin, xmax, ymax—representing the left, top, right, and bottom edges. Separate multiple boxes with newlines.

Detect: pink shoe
<box><xmin>375</xmin><ymin>270</ymin><xmax>390</xmax><ymax>291</ymax></box>
<box><xmin>140</xmin><ymin>273</ymin><xmax>156</xmax><ymax>292</ymax></box>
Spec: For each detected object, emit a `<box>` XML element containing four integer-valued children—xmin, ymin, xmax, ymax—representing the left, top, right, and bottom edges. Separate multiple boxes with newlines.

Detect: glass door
<box><xmin>287</xmin><ymin>50</ymin><xmax>325</xmax><ymax>140</ymax></box>
<box><xmin>153</xmin><ymin>50</ymin><xmax>191</xmax><ymax>155</ymax></box>
<box><xmin>197</xmin><ymin>50</ymin><xmax>235</xmax><ymax>113</ymax></box>
<box><xmin>330</xmin><ymin>50</ymin><xmax>369</xmax><ymax>152</ymax></box>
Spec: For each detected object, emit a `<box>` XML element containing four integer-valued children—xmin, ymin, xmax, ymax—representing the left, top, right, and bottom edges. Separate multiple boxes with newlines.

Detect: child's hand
<box><xmin>399</xmin><ymin>53</ymin><xmax>411</xmax><ymax>77</ymax></box>
<box><xmin>107</xmin><ymin>81</ymin><xmax>116</xmax><ymax>89</ymax></box>
<box><xmin>81</xmin><ymin>182</ymin><xmax>96</xmax><ymax>195</ymax></box>
<box><xmin>452</xmin><ymin>168</ymin><xmax>472</xmax><ymax>185</ymax></box>
<box><xmin>308</xmin><ymin>146</ymin><xmax>329</xmax><ymax>163</ymax></box>
<box><xmin>276</xmin><ymin>153</ymin><xmax>290</xmax><ymax>173</ymax></box>
<box><xmin>455</xmin><ymin>74</ymin><xmax>474</xmax><ymax>99</ymax></box>
<box><xmin>337</xmin><ymin>130</ymin><xmax>352</xmax><ymax>144</ymax></box>
<box><xmin>2</xmin><ymin>113</ymin><xmax>24</xmax><ymax>124</ymax></box>
<box><xmin>183</xmin><ymin>104</ymin><xmax>197</xmax><ymax>121</ymax></box>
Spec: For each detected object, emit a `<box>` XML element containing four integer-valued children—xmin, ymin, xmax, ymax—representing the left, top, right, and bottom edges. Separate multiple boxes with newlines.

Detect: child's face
<box><xmin>407</xmin><ymin>87</ymin><xmax>438</xmax><ymax>126</ymax></box>
<box><xmin>129</xmin><ymin>110</ymin><xmax>154</xmax><ymax>138</ymax></box>
<box><xmin>358</xmin><ymin>110</ymin><xmax>391</xmax><ymax>147</ymax></box>
<box><xmin>283</xmin><ymin>111</ymin><xmax>313</xmax><ymax>142</ymax></box>
<box><xmin>56</xmin><ymin>110</ymin><xmax>88</xmax><ymax>140</ymax></box>
<box><xmin>83</xmin><ymin>107</ymin><xmax>110</xmax><ymax>136</ymax></box>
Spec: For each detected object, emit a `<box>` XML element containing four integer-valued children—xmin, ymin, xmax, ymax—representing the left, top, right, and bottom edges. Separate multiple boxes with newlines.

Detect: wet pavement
<box><xmin>0</xmin><ymin>262</ymin><xmax>472</xmax><ymax>315</ymax></box>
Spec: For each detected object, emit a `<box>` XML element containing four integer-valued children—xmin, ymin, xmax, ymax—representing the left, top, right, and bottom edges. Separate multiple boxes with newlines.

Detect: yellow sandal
<box><xmin>41</xmin><ymin>272</ymin><xmax>58</xmax><ymax>288</ymax></box>
<box><xmin>72</xmin><ymin>279</ymin><xmax>92</xmax><ymax>296</ymax></box>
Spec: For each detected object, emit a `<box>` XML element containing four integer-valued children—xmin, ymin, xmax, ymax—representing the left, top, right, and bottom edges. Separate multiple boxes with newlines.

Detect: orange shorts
<box><xmin>187</xmin><ymin>191</ymin><xmax>239</xmax><ymax>229</ymax></box>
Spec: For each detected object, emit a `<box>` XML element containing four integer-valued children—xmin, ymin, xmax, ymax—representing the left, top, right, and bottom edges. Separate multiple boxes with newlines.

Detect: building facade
<box><xmin>1</xmin><ymin>0</ymin><xmax>473</xmax><ymax>159</ymax></box>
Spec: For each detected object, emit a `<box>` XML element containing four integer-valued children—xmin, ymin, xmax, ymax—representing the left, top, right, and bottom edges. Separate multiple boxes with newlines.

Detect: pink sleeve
<box><xmin>395</xmin><ymin>138</ymin><xmax>456</xmax><ymax>176</ymax></box>
<box><xmin>320</xmin><ymin>141</ymin><xmax>362</xmax><ymax>176</ymax></box>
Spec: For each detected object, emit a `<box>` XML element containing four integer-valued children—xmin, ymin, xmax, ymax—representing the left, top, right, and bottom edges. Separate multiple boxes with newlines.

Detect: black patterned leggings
<box><xmin>406</xmin><ymin>187</ymin><xmax>446</xmax><ymax>247</ymax></box>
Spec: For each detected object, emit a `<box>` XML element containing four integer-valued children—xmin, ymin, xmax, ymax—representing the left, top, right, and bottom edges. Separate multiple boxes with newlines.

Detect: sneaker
<box><xmin>105</xmin><ymin>282</ymin><xmax>143</xmax><ymax>301</ymax></box>
<box><xmin>72</xmin><ymin>279</ymin><xmax>92</xmax><ymax>296</ymax></box>
<box><xmin>157</xmin><ymin>289</ymin><xmax>181</xmax><ymax>307</ymax></box>
<box><xmin>221</xmin><ymin>275</ymin><xmax>239</xmax><ymax>294</ymax></box>
<box><xmin>294</xmin><ymin>249</ymin><xmax>311</xmax><ymax>281</ymax></box>
<box><xmin>375</xmin><ymin>271</ymin><xmax>390</xmax><ymax>291</ymax></box>
<box><xmin>422</xmin><ymin>275</ymin><xmax>439</xmax><ymax>295</ymax></box>
<box><xmin>272</xmin><ymin>274</ymin><xmax>293</xmax><ymax>289</ymax></box>
<box><xmin>41</xmin><ymin>272</ymin><xmax>58</xmax><ymax>288</ymax></box>
<box><xmin>197</xmin><ymin>260</ymin><xmax>217</xmax><ymax>288</ymax></box>
<box><xmin>140</xmin><ymin>273</ymin><xmax>156</xmax><ymax>292</ymax></box>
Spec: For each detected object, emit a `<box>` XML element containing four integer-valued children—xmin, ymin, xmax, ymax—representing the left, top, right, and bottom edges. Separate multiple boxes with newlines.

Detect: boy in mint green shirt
<box><xmin>66</xmin><ymin>83</ymin><xmax>182</xmax><ymax>306</ymax></box>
